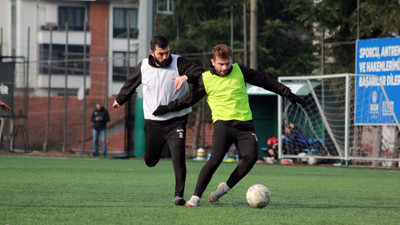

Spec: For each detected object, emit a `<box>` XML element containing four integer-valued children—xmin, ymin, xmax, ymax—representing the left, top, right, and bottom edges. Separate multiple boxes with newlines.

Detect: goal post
<box><xmin>277</xmin><ymin>73</ymin><xmax>400</xmax><ymax>166</ymax></box>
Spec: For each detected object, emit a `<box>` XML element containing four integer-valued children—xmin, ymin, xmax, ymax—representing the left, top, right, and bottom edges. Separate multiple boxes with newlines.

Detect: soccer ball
<box><xmin>298</xmin><ymin>152</ymin><xmax>308</xmax><ymax>163</ymax></box>
<box><xmin>308</xmin><ymin>157</ymin><xmax>319</xmax><ymax>165</ymax></box>
<box><xmin>246</xmin><ymin>184</ymin><xmax>271</xmax><ymax>208</ymax></box>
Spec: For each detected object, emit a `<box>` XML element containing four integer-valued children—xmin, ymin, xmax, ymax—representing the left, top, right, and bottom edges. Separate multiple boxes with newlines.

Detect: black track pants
<box><xmin>144</xmin><ymin>116</ymin><xmax>187</xmax><ymax>197</ymax></box>
<box><xmin>193</xmin><ymin>120</ymin><xmax>259</xmax><ymax>198</ymax></box>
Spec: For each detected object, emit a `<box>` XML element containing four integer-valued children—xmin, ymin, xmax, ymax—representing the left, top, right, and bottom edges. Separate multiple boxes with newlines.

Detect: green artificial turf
<box><xmin>0</xmin><ymin>155</ymin><xmax>399</xmax><ymax>225</ymax></box>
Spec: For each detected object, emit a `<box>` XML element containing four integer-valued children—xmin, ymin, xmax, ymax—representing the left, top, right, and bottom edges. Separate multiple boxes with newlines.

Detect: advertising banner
<box><xmin>355</xmin><ymin>37</ymin><xmax>400</xmax><ymax>124</ymax></box>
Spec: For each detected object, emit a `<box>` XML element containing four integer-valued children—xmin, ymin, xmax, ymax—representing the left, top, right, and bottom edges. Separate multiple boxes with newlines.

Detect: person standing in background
<box><xmin>91</xmin><ymin>103</ymin><xmax>110</xmax><ymax>157</ymax></box>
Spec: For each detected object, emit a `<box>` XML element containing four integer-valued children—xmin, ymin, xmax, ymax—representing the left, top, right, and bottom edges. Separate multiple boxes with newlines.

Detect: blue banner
<box><xmin>355</xmin><ymin>37</ymin><xmax>400</xmax><ymax>124</ymax></box>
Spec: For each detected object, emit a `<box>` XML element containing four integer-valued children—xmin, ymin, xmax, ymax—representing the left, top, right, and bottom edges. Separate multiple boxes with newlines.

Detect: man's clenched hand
<box><xmin>172</xmin><ymin>75</ymin><xmax>188</xmax><ymax>90</ymax></box>
<box><xmin>153</xmin><ymin>105</ymin><xmax>170</xmax><ymax>116</ymax></box>
<box><xmin>113</xmin><ymin>100</ymin><xmax>121</xmax><ymax>109</ymax></box>
<box><xmin>287</xmin><ymin>93</ymin><xmax>306</xmax><ymax>106</ymax></box>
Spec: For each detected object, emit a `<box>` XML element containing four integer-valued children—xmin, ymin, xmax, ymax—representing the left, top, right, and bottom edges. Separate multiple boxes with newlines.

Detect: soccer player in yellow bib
<box><xmin>153</xmin><ymin>44</ymin><xmax>305</xmax><ymax>207</ymax></box>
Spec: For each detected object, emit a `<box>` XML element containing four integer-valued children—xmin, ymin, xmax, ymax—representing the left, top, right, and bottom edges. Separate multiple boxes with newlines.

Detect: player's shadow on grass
<box><xmin>203</xmin><ymin>200</ymin><xmax>400</xmax><ymax>210</ymax></box>
<box><xmin>206</xmin><ymin>201</ymin><xmax>249</xmax><ymax>208</ymax></box>
<box><xmin>272</xmin><ymin>202</ymin><xmax>400</xmax><ymax>210</ymax></box>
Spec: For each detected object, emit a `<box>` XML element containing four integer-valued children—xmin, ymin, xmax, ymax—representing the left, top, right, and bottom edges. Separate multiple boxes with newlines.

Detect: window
<box><xmin>59</xmin><ymin>7</ymin><xmax>85</xmax><ymax>31</ymax></box>
<box><xmin>113</xmin><ymin>8</ymin><xmax>138</xmax><ymax>38</ymax></box>
<box><xmin>113</xmin><ymin>52</ymin><xmax>137</xmax><ymax>82</ymax></box>
<box><xmin>39</xmin><ymin>44</ymin><xmax>89</xmax><ymax>75</ymax></box>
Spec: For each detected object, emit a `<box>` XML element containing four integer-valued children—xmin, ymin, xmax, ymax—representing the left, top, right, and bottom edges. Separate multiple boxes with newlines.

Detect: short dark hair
<box><xmin>211</xmin><ymin>44</ymin><xmax>232</xmax><ymax>60</ymax></box>
<box><xmin>150</xmin><ymin>35</ymin><xmax>169</xmax><ymax>51</ymax></box>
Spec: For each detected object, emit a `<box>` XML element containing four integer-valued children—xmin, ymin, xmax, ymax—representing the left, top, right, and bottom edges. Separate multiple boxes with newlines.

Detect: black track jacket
<box><xmin>159</xmin><ymin>64</ymin><xmax>293</xmax><ymax>112</ymax></box>
<box><xmin>115</xmin><ymin>55</ymin><xmax>205</xmax><ymax>106</ymax></box>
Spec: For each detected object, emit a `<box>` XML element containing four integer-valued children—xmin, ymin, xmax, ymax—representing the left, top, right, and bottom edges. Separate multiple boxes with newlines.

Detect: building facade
<box><xmin>0</xmin><ymin>0</ymin><xmax>139</xmax><ymax>97</ymax></box>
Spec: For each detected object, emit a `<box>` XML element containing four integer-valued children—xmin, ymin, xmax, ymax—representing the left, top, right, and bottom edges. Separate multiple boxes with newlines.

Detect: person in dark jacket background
<box><xmin>91</xmin><ymin>103</ymin><xmax>110</xmax><ymax>156</ymax></box>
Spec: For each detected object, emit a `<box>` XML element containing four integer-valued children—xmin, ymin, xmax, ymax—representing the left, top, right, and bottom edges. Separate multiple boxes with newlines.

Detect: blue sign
<box><xmin>355</xmin><ymin>37</ymin><xmax>400</xmax><ymax>124</ymax></box>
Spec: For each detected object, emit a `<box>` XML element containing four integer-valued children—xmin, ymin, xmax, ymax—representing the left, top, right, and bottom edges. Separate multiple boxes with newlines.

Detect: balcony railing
<box><xmin>40</xmin><ymin>24</ymin><xmax>90</xmax><ymax>32</ymax></box>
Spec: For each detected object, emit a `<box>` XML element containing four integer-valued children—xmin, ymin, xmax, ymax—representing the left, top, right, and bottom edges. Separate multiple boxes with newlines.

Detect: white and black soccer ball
<box><xmin>308</xmin><ymin>157</ymin><xmax>319</xmax><ymax>165</ymax></box>
<box><xmin>298</xmin><ymin>152</ymin><xmax>308</xmax><ymax>163</ymax></box>
<box><xmin>246</xmin><ymin>184</ymin><xmax>271</xmax><ymax>208</ymax></box>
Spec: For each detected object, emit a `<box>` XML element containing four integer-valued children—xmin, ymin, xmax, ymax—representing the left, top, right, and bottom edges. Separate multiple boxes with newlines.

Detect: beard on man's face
<box><xmin>218</xmin><ymin>69</ymin><xmax>229</xmax><ymax>76</ymax></box>
<box><xmin>155</xmin><ymin>57</ymin><xmax>169</xmax><ymax>67</ymax></box>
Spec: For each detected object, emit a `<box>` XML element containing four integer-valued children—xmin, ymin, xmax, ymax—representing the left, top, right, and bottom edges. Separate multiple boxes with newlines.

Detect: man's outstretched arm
<box><xmin>114</xmin><ymin>62</ymin><xmax>142</xmax><ymax>108</ymax></box>
<box><xmin>153</xmin><ymin>76</ymin><xmax>206</xmax><ymax>116</ymax></box>
<box><xmin>240</xmin><ymin>65</ymin><xmax>306</xmax><ymax>106</ymax></box>
<box><xmin>177</xmin><ymin>57</ymin><xmax>205</xmax><ymax>84</ymax></box>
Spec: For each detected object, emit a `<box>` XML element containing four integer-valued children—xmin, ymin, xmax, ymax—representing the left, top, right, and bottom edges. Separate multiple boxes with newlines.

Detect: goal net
<box><xmin>278</xmin><ymin>74</ymin><xmax>400</xmax><ymax>166</ymax></box>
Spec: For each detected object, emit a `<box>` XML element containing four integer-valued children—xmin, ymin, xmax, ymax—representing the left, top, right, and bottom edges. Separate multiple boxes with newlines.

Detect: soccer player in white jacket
<box><xmin>113</xmin><ymin>35</ymin><xmax>204</xmax><ymax>206</ymax></box>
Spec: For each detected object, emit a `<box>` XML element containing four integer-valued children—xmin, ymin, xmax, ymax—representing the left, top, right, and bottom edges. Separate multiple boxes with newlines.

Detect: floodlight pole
<box><xmin>321</xmin><ymin>28</ymin><xmax>325</xmax><ymax>75</ymax></box>
<box><xmin>357</xmin><ymin>0</ymin><xmax>360</xmax><ymax>40</ymax></box>
<box><xmin>82</xmin><ymin>21</ymin><xmax>88</xmax><ymax>154</ymax></box>
<box><xmin>243</xmin><ymin>2</ymin><xmax>247</xmax><ymax>66</ymax></box>
<box><xmin>63</xmin><ymin>23</ymin><xmax>69</xmax><ymax>153</ymax></box>
<box><xmin>250</xmin><ymin>0</ymin><xmax>257</xmax><ymax>70</ymax></box>
<box><xmin>0</xmin><ymin>28</ymin><xmax>2</xmax><ymax>58</ymax></box>
<box><xmin>125</xmin><ymin>16</ymin><xmax>134</xmax><ymax>157</ymax></box>
<box><xmin>105</xmin><ymin>20</ymin><xmax>110</xmax><ymax>109</ymax></box>
<box><xmin>25</xmin><ymin>27</ymin><xmax>30</xmax><ymax>129</ymax></box>
<box><xmin>134</xmin><ymin>0</ymin><xmax>154</xmax><ymax>157</ymax></box>
<box><xmin>230</xmin><ymin>5</ymin><xmax>234</xmax><ymax>61</ymax></box>
<box><xmin>43</xmin><ymin>26</ymin><xmax>53</xmax><ymax>152</ymax></box>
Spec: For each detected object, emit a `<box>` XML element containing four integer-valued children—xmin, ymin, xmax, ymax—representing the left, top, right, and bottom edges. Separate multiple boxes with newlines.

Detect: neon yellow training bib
<box><xmin>202</xmin><ymin>63</ymin><xmax>252</xmax><ymax>122</ymax></box>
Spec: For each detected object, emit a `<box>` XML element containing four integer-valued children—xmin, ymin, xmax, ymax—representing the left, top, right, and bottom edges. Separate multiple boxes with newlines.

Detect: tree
<box><xmin>149</xmin><ymin>0</ymin><xmax>399</xmax><ymax>152</ymax></box>
<box><xmin>156</xmin><ymin>0</ymin><xmax>318</xmax><ymax>76</ymax></box>
<box><xmin>297</xmin><ymin>0</ymin><xmax>400</xmax><ymax>74</ymax></box>
<box><xmin>355</xmin><ymin>0</ymin><xmax>400</xmax><ymax>38</ymax></box>
<box><xmin>154</xmin><ymin>0</ymin><xmax>320</xmax><ymax>152</ymax></box>
<box><xmin>155</xmin><ymin>0</ymin><xmax>244</xmax><ymax>153</ymax></box>
<box><xmin>156</xmin><ymin>0</ymin><xmax>244</xmax><ymax>61</ymax></box>
<box><xmin>258</xmin><ymin>0</ymin><xmax>317</xmax><ymax>77</ymax></box>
